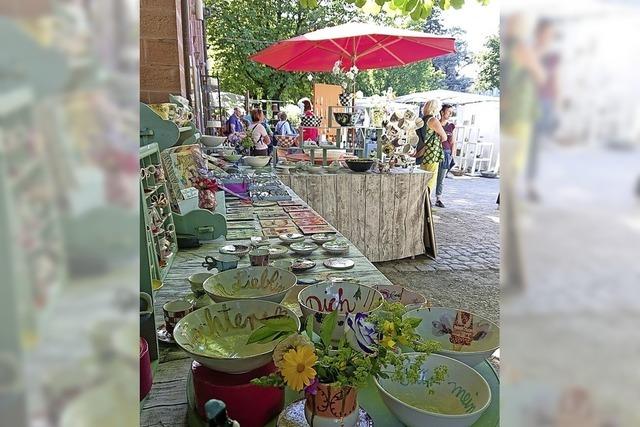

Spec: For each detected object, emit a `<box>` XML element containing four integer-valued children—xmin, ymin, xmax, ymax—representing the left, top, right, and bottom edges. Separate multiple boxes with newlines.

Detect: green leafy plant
<box><xmin>249</xmin><ymin>301</ymin><xmax>448</xmax><ymax>394</ymax></box>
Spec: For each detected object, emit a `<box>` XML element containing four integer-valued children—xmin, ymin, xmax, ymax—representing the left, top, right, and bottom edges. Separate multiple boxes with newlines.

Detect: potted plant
<box><xmin>248</xmin><ymin>302</ymin><xmax>447</xmax><ymax>427</ymax></box>
<box><xmin>333</xmin><ymin>60</ymin><xmax>359</xmax><ymax>107</ymax></box>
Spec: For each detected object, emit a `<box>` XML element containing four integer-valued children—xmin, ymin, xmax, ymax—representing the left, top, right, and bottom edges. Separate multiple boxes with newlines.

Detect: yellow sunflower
<box><xmin>273</xmin><ymin>334</ymin><xmax>312</xmax><ymax>369</ymax></box>
<box><xmin>280</xmin><ymin>345</ymin><xmax>317</xmax><ymax>391</ymax></box>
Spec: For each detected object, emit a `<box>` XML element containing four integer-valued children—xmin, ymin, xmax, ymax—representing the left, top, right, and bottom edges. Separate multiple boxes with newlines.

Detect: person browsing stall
<box><xmin>247</xmin><ymin>109</ymin><xmax>271</xmax><ymax>156</ymax></box>
<box><xmin>225</xmin><ymin>107</ymin><xmax>244</xmax><ymax>134</ymax></box>
<box><xmin>414</xmin><ymin>99</ymin><xmax>447</xmax><ymax>201</ymax></box>
<box><xmin>434</xmin><ymin>104</ymin><xmax>455</xmax><ymax>208</ymax></box>
<box><xmin>274</xmin><ymin>112</ymin><xmax>296</xmax><ymax>136</ymax></box>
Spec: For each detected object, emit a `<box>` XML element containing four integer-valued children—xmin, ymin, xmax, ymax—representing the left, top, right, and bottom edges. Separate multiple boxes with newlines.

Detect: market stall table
<box><xmin>278</xmin><ymin>167</ymin><xmax>436</xmax><ymax>262</ymax></box>
<box><xmin>140</xmin><ymin>183</ymin><xmax>496</xmax><ymax>427</ymax></box>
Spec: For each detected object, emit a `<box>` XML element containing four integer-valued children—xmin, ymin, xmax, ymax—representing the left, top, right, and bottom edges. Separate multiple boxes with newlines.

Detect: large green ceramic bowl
<box><xmin>173</xmin><ymin>300</ymin><xmax>300</xmax><ymax>374</ymax></box>
<box><xmin>374</xmin><ymin>353</ymin><xmax>491</xmax><ymax>427</ymax></box>
<box><xmin>203</xmin><ymin>266</ymin><xmax>297</xmax><ymax>303</ymax></box>
<box><xmin>406</xmin><ymin>307</ymin><xmax>499</xmax><ymax>367</ymax></box>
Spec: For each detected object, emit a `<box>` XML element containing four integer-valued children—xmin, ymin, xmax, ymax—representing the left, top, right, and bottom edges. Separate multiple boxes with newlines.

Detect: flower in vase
<box><xmin>305</xmin><ymin>376</ymin><xmax>319</xmax><ymax>396</ymax></box>
<box><xmin>345</xmin><ymin>313</ymin><xmax>378</xmax><ymax>355</ymax></box>
<box><xmin>380</xmin><ymin>335</ymin><xmax>396</xmax><ymax>349</ymax></box>
<box><xmin>280</xmin><ymin>345</ymin><xmax>317</xmax><ymax>391</ymax></box>
<box><xmin>332</xmin><ymin>60</ymin><xmax>342</xmax><ymax>75</ymax></box>
<box><xmin>273</xmin><ymin>334</ymin><xmax>312</xmax><ymax>369</ymax></box>
<box><xmin>345</xmin><ymin>71</ymin><xmax>355</xmax><ymax>80</ymax></box>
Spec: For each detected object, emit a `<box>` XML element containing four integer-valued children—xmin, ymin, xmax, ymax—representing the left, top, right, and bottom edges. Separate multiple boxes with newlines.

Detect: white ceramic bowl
<box><xmin>374</xmin><ymin>353</ymin><xmax>491</xmax><ymax>427</ymax></box>
<box><xmin>203</xmin><ymin>266</ymin><xmax>297</xmax><ymax>303</ymax></box>
<box><xmin>289</xmin><ymin>242</ymin><xmax>319</xmax><ymax>256</ymax></box>
<box><xmin>373</xmin><ymin>284</ymin><xmax>426</xmax><ymax>310</ymax></box>
<box><xmin>322</xmin><ymin>240</ymin><xmax>349</xmax><ymax>255</ymax></box>
<box><xmin>406</xmin><ymin>307</ymin><xmax>499</xmax><ymax>367</ymax></box>
<box><xmin>187</xmin><ymin>272</ymin><xmax>215</xmax><ymax>294</ymax></box>
<box><xmin>298</xmin><ymin>282</ymin><xmax>383</xmax><ymax>342</ymax></box>
<box><xmin>278</xmin><ymin>233</ymin><xmax>305</xmax><ymax>244</ymax></box>
<box><xmin>244</xmin><ymin>156</ymin><xmax>271</xmax><ymax>167</ymax></box>
<box><xmin>173</xmin><ymin>300</ymin><xmax>300</xmax><ymax>374</ymax></box>
<box><xmin>200</xmin><ymin>135</ymin><xmax>226</xmax><ymax>147</ymax></box>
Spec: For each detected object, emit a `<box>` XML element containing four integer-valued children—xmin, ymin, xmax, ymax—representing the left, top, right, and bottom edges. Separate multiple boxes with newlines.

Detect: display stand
<box><xmin>140</xmin><ymin>143</ymin><xmax>176</xmax><ymax>362</ymax></box>
<box><xmin>0</xmin><ymin>86</ymin><xmax>67</xmax><ymax>426</ymax></box>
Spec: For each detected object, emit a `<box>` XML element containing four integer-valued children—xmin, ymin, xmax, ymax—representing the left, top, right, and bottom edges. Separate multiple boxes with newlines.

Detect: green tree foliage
<box><xmin>476</xmin><ymin>34</ymin><xmax>499</xmax><ymax>92</ymax></box>
<box><xmin>422</xmin><ymin>8</ymin><xmax>472</xmax><ymax>91</ymax></box>
<box><xmin>206</xmin><ymin>0</ymin><xmax>360</xmax><ymax>102</ymax></box>
<box><xmin>357</xmin><ymin>62</ymin><xmax>445</xmax><ymax>96</ymax></box>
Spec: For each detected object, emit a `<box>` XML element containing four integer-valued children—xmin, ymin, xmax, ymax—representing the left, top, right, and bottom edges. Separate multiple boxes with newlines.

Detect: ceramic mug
<box><xmin>163</xmin><ymin>299</ymin><xmax>194</xmax><ymax>335</ymax></box>
<box><xmin>202</xmin><ymin>254</ymin><xmax>239</xmax><ymax>272</ymax></box>
<box><xmin>140</xmin><ymin>292</ymin><xmax>153</xmax><ymax>320</ymax></box>
<box><xmin>249</xmin><ymin>248</ymin><xmax>269</xmax><ymax>266</ymax></box>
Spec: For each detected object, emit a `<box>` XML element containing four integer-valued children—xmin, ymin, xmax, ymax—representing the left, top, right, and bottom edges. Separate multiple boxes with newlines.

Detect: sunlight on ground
<box><xmin>486</xmin><ymin>215</ymin><xmax>500</xmax><ymax>223</ymax></box>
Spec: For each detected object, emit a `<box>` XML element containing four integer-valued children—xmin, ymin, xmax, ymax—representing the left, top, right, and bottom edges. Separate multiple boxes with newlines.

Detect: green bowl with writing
<box><xmin>203</xmin><ymin>266</ymin><xmax>297</xmax><ymax>303</ymax></box>
<box><xmin>173</xmin><ymin>300</ymin><xmax>300</xmax><ymax>373</ymax></box>
<box><xmin>374</xmin><ymin>353</ymin><xmax>491</xmax><ymax>427</ymax></box>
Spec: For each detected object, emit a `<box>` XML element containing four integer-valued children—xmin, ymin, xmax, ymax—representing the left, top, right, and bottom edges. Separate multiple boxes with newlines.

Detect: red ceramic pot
<box><xmin>140</xmin><ymin>338</ymin><xmax>152</xmax><ymax>400</ymax></box>
<box><xmin>192</xmin><ymin>361</ymin><xmax>284</xmax><ymax>427</ymax></box>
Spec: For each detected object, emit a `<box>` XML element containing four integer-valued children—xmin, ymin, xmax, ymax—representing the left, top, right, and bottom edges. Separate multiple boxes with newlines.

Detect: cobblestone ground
<box><xmin>374</xmin><ymin>175</ymin><xmax>500</xmax><ymax>323</ymax></box>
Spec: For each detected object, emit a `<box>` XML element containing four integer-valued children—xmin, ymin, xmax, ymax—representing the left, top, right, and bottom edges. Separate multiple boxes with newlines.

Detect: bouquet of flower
<box><xmin>248</xmin><ymin>302</ymin><xmax>447</xmax><ymax>394</ymax></box>
<box><xmin>332</xmin><ymin>60</ymin><xmax>359</xmax><ymax>92</ymax></box>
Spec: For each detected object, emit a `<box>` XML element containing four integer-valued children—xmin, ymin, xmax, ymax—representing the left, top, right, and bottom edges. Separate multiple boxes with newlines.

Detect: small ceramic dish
<box><xmin>307</xmin><ymin>166</ymin><xmax>324</xmax><ymax>174</ymax></box>
<box><xmin>291</xmin><ymin>258</ymin><xmax>316</xmax><ymax>272</ymax></box>
<box><xmin>278</xmin><ymin>232</ymin><xmax>305</xmax><ymax>244</ymax></box>
<box><xmin>372</xmin><ymin>284</ymin><xmax>426</xmax><ymax>310</ymax></box>
<box><xmin>323</xmin><ymin>258</ymin><xmax>355</xmax><ymax>270</ymax></box>
<box><xmin>219</xmin><ymin>244</ymin><xmax>250</xmax><ymax>257</ymax></box>
<box><xmin>270</xmin><ymin>259</ymin><xmax>293</xmax><ymax>270</ymax></box>
<box><xmin>250</xmin><ymin>236</ymin><xmax>270</xmax><ymax>247</ymax></box>
<box><xmin>310</xmin><ymin>233</ymin><xmax>336</xmax><ymax>244</ymax></box>
<box><xmin>187</xmin><ymin>272</ymin><xmax>215</xmax><ymax>294</ymax></box>
<box><xmin>289</xmin><ymin>242</ymin><xmax>319</xmax><ymax>256</ymax></box>
<box><xmin>322</xmin><ymin>241</ymin><xmax>349</xmax><ymax>255</ymax></box>
<box><xmin>267</xmin><ymin>244</ymin><xmax>289</xmax><ymax>258</ymax></box>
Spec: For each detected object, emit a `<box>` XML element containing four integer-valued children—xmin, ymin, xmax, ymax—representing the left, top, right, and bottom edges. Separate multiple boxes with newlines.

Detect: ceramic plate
<box><xmin>322</xmin><ymin>241</ymin><xmax>349</xmax><ymax>254</ymax></box>
<box><xmin>323</xmin><ymin>258</ymin><xmax>355</xmax><ymax>270</ymax></box>
<box><xmin>250</xmin><ymin>236</ymin><xmax>270</xmax><ymax>246</ymax></box>
<box><xmin>270</xmin><ymin>259</ymin><xmax>293</xmax><ymax>270</ymax></box>
<box><xmin>279</xmin><ymin>232</ymin><xmax>305</xmax><ymax>243</ymax></box>
<box><xmin>253</xmin><ymin>201</ymin><xmax>277</xmax><ymax>207</ymax></box>
<box><xmin>219</xmin><ymin>244</ymin><xmax>250</xmax><ymax>256</ymax></box>
<box><xmin>268</xmin><ymin>245</ymin><xmax>289</xmax><ymax>257</ymax></box>
<box><xmin>310</xmin><ymin>233</ymin><xmax>336</xmax><ymax>244</ymax></box>
<box><xmin>291</xmin><ymin>258</ymin><xmax>316</xmax><ymax>272</ymax></box>
<box><xmin>277</xmin><ymin>400</ymin><xmax>373</xmax><ymax>427</ymax></box>
<box><xmin>289</xmin><ymin>242</ymin><xmax>319</xmax><ymax>254</ymax></box>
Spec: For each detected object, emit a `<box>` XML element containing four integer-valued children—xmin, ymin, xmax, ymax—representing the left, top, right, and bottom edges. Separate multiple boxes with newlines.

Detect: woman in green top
<box><xmin>414</xmin><ymin>99</ymin><xmax>448</xmax><ymax>199</ymax></box>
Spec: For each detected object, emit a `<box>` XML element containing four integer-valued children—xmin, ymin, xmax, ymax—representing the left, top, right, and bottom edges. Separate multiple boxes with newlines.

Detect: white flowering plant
<box><xmin>332</xmin><ymin>59</ymin><xmax>359</xmax><ymax>92</ymax></box>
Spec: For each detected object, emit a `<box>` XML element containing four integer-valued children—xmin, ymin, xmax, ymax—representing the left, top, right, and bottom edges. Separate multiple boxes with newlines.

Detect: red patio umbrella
<box><xmin>250</xmin><ymin>22</ymin><xmax>455</xmax><ymax>72</ymax></box>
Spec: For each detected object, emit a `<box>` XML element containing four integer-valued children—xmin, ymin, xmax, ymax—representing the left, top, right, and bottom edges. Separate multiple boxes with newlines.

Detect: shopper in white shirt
<box><xmin>247</xmin><ymin>109</ymin><xmax>271</xmax><ymax>156</ymax></box>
